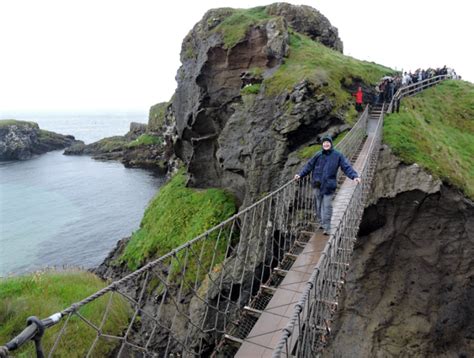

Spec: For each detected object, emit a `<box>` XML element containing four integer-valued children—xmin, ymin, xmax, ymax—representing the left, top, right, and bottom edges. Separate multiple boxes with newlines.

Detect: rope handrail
<box><xmin>389</xmin><ymin>74</ymin><xmax>449</xmax><ymax>113</ymax></box>
<box><xmin>0</xmin><ymin>103</ymin><xmax>370</xmax><ymax>357</ymax></box>
<box><xmin>397</xmin><ymin>74</ymin><xmax>448</xmax><ymax>96</ymax></box>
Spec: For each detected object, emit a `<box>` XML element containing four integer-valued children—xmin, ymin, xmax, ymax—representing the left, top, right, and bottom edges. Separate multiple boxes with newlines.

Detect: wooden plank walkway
<box><xmin>235</xmin><ymin>231</ymin><xmax>328</xmax><ymax>357</ymax></box>
<box><xmin>235</xmin><ymin>119</ymin><xmax>379</xmax><ymax>357</ymax></box>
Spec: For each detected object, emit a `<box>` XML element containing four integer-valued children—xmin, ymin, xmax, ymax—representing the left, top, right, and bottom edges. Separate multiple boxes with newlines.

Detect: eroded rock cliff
<box><xmin>324</xmin><ymin>147</ymin><xmax>474</xmax><ymax>357</ymax></box>
<box><xmin>171</xmin><ymin>4</ymin><xmax>384</xmax><ymax>206</ymax></box>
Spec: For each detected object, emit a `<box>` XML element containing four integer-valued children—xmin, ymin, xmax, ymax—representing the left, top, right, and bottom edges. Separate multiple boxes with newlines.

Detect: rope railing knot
<box><xmin>294</xmin><ymin>303</ymin><xmax>304</xmax><ymax>313</ymax></box>
<box><xmin>27</xmin><ymin>316</ymin><xmax>45</xmax><ymax>338</ymax></box>
<box><xmin>70</xmin><ymin>303</ymin><xmax>80</xmax><ymax>313</ymax></box>
<box><xmin>282</xmin><ymin>327</ymin><xmax>293</xmax><ymax>337</ymax></box>
<box><xmin>0</xmin><ymin>346</ymin><xmax>8</xmax><ymax>358</ymax></box>
<box><xmin>27</xmin><ymin>316</ymin><xmax>46</xmax><ymax>358</ymax></box>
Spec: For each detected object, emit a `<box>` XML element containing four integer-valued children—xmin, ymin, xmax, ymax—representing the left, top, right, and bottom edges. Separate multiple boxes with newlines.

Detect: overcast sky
<box><xmin>1</xmin><ymin>0</ymin><xmax>472</xmax><ymax>114</ymax></box>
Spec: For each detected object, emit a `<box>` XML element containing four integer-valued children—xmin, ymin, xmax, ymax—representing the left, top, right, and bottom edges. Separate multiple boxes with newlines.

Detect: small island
<box><xmin>0</xmin><ymin>119</ymin><xmax>80</xmax><ymax>161</ymax></box>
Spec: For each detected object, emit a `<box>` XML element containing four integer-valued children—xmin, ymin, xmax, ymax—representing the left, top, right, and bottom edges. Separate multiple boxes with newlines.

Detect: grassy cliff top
<box><xmin>209</xmin><ymin>5</ymin><xmax>394</xmax><ymax>123</ymax></box>
<box><xmin>384</xmin><ymin>80</ymin><xmax>474</xmax><ymax>199</ymax></box>
<box><xmin>120</xmin><ymin>170</ymin><xmax>237</xmax><ymax>271</ymax></box>
<box><xmin>0</xmin><ymin>270</ymin><xmax>130</xmax><ymax>356</ymax></box>
<box><xmin>212</xmin><ymin>6</ymin><xmax>270</xmax><ymax>49</ymax></box>
<box><xmin>0</xmin><ymin>119</ymin><xmax>38</xmax><ymax>128</ymax></box>
<box><xmin>265</xmin><ymin>32</ymin><xmax>393</xmax><ymax>100</ymax></box>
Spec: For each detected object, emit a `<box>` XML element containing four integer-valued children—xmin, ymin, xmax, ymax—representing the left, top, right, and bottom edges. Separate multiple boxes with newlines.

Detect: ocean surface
<box><xmin>0</xmin><ymin>112</ymin><xmax>165</xmax><ymax>277</ymax></box>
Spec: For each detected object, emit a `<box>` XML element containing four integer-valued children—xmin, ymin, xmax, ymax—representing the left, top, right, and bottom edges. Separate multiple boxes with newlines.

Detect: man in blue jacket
<box><xmin>294</xmin><ymin>135</ymin><xmax>361</xmax><ymax>235</ymax></box>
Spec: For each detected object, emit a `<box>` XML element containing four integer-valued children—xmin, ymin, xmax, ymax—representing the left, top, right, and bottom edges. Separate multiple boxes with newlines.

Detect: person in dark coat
<box><xmin>294</xmin><ymin>135</ymin><xmax>361</xmax><ymax>235</ymax></box>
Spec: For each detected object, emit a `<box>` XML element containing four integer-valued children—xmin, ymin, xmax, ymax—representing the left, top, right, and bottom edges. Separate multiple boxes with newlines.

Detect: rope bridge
<box><xmin>0</xmin><ymin>76</ymin><xmax>448</xmax><ymax>358</ymax></box>
<box><xmin>271</xmin><ymin>74</ymin><xmax>449</xmax><ymax>357</ymax></box>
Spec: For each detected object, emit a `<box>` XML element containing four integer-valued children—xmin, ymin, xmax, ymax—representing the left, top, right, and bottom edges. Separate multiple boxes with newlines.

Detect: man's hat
<box><xmin>320</xmin><ymin>135</ymin><xmax>333</xmax><ymax>145</ymax></box>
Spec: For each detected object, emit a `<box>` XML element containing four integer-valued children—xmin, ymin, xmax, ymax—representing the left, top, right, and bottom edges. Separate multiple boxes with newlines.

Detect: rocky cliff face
<box><xmin>0</xmin><ymin>120</ymin><xmax>78</xmax><ymax>160</ymax></box>
<box><xmin>323</xmin><ymin>146</ymin><xmax>474</xmax><ymax>357</ymax></box>
<box><xmin>172</xmin><ymin>4</ymin><xmax>350</xmax><ymax>205</ymax></box>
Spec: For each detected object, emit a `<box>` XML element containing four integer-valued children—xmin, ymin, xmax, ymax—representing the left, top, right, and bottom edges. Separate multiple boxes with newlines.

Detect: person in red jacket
<box><xmin>353</xmin><ymin>86</ymin><xmax>363</xmax><ymax>112</ymax></box>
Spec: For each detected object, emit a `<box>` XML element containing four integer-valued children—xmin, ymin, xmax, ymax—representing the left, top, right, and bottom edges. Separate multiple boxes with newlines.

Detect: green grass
<box><xmin>0</xmin><ymin>270</ymin><xmax>131</xmax><ymax>357</ymax></box>
<box><xmin>209</xmin><ymin>7</ymin><xmax>393</xmax><ymax>121</ymax></box>
<box><xmin>297</xmin><ymin>130</ymin><xmax>349</xmax><ymax>159</ymax></box>
<box><xmin>248</xmin><ymin>67</ymin><xmax>264</xmax><ymax>77</ymax></box>
<box><xmin>38</xmin><ymin>129</ymin><xmax>56</xmax><ymax>139</ymax></box>
<box><xmin>213</xmin><ymin>6</ymin><xmax>270</xmax><ymax>48</ymax></box>
<box><xmin>148</xmin><ymin>102</ymin><xmax>169</xmax><ymax>132</ymax></box>
<box><xmin>241</xmin><ymin>83</ymin><xmax>261</xmax><ymax>95</ymax></box>
<box><xmin>265</xmin><ymin>32</ymin><xmax>394</xmax><ymax>111</ymax></box>
<box><xmin>384</xmin><ymin>80</ymin><xmax>474</xmax><ymax>199</ymax></box>
<box><xmin>37</xmin><ymin>129</ymin><xmax>66</xmax><ymax>141</ymax></box>
<box><xmin>127</xmin><ymin>134</ymin><xmax>163</xmax><ymax>148</ymax></box>
<box><xmin>92</xmin><ymin>136</ymin><xmax>128</xmax><ymax>152</ymax></box>
<box><xmin>183</xmin><ymin>45</ymin><xmax>195</xmax><ymax>60</ymax></box>
<box><xmin>0</xmin><ymin>119</ymin><xmax>37</xmax><ymax>128</ymax></box>
<box><xmin>120</xmin><ymin>171</ymin><xmax>237</xmax><ymax>284</ymax></box>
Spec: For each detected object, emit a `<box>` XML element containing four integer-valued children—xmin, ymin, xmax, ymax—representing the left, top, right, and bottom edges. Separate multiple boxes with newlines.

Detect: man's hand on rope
<box><xmin>294</xmin><ymin>174</ymin><xmax>300</xmax><ymax>181</ymax></box>
<box><xmin>354</xmin><ymin>177</ymin><xmax>361</xmax><ymax>184</ymax></box>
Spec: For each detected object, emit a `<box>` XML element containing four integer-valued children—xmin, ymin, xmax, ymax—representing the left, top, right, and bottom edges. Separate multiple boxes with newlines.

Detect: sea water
<box><xmin>0</xmin><ymin>112</ymin><xmax>164</xmax><ymax>276</ymax></box>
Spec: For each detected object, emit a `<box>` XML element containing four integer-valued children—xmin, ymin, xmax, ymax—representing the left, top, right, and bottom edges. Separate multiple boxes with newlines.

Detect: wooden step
<box><xmin>260</xmin><ymin>284</ymin><xmax>277</xmax><ymax>294</ymax></box>
<box><xmin>284</xmin><ymin>252</ymin><xmax>298</xmax><ymax>260</ymax></box>
<box><xmin>244</xmin><ymin>306</ymin><xmax>263</xmax><ymax>318</ymax></box>
<box><xmin>224</xmin><ymin>334</ymin><xmax>244</xmax><ymax>346</ymax></box>
<box><xmin>274</xmin><ymin>268</ymin><xmax>289</xmax><ymax>276</ymax></box>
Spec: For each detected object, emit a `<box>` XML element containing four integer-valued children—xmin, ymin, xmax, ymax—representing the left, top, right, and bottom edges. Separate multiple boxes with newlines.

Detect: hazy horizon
<box><xmin>0</xmin><ymin>109</ymin><xmax>148</xmax><ymax>117</ymax></box>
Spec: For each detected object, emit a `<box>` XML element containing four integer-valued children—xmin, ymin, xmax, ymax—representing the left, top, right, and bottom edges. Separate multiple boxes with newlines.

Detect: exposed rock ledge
<box><xmin>64</xmin><ymin>121</ymin><xmax>173</xmax><ymax>173</ymax></box>
<box><xmin>0</xmin><ymin>119</ymin><xmax>79</xmax><ymax>161</ymax></box>
<box><xmin>368</xmin><ymin>145</ymin><xmax>442</xmax><ymax>205</ymax></box>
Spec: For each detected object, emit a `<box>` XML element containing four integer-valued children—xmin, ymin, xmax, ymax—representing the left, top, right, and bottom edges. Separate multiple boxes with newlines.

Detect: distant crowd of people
<box><xmin>351</xmin><ymin>65</ymin><xmax>460</xmax><ymax>112</ymax></box>
<box><xmin>373</xmin><ymin>65</ymin><xmax>460</xmax><ymax>105</ymax></box>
